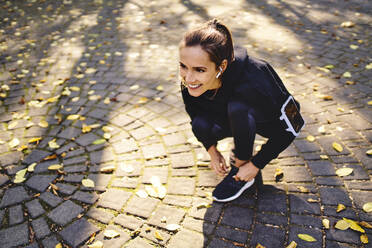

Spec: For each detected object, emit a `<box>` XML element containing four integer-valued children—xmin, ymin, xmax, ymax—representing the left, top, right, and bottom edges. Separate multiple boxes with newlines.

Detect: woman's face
<box><xmin>179</xmin><ymin>45</ymin><xmax>220</xmax><ymax>97</ymax></box>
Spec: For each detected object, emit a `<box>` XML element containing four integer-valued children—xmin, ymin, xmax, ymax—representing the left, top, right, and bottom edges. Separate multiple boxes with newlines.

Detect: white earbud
<box><xmin>216</xmin><ymin>67</ymin><xmax>223</xmax><ymax>78</ymax></box>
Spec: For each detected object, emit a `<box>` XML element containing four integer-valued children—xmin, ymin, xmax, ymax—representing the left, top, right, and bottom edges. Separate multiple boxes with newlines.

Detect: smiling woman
<box><xmin>179</xmin><ymin>19</ymin><xmax>304</xmax><ymax>203</ymax></box>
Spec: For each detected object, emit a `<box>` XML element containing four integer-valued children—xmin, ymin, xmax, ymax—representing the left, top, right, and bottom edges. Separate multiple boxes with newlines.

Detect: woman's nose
<box><xmin>185</xmin><ymin>71</ymin><xmax>195</xmax><ymax>83</ymax></box>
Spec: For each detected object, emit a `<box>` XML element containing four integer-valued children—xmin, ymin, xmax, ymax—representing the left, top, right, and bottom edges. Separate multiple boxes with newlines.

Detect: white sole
<box><xmin>212</xmin><ymin>179</ymin><xmax>255</xmax><ymax>203</ymax></box>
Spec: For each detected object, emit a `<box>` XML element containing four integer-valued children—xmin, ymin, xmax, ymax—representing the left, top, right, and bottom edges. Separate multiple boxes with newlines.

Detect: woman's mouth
<box><xmin>188</xmin><ymin>83</ymin><xmax>202</xmax><ymax>89</ymax></box>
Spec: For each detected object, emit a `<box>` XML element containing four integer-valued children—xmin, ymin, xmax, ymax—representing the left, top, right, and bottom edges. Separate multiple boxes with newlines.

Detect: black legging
<box><xmin>191</xmin><ymin>101</ymin><xmax>295</xmax><ymax>169</ymax></box>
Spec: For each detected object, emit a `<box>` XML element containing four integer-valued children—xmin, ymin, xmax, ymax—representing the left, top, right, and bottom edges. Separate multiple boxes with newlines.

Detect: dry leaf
<box><xmin>145</xmin><ymin>185</ymin><xmax>158</xmax><ymax>198</ymax></box>
<box><xmin>55</xmin><ymin>243</ymin><xmax>63</xmax><ymax>248</ymax></box>
<box><xmin>104</xmin><ymin>229</ymin><xmax>120</xmax><ymax>238</ymax></box>
<box><xmin>322</xmin><ymin>219</ymin><xmax>330</xmax><ymax>229</ymax></box>
<box><xmin>274</xmin><ymin>168</ymin><xmax>284</xmax><ymax>180</ymax></box>
<box><xmin>368</xmin><ymin>101</ymin><xmax>372</xmax><ymax>106</ymax></box>
<box><xmin>48</xmin><ymin>139</ymin><xmax>60</xmax><ymax>149</ymax></box>
<box><xmin>318</xmin><ymin>126</ymin><xmax>326</xmax><ymax>134</ymax></box>
<box><xmin>344</xmin><ymin>218</ymin><xmax>365</xmax><ymax>233</ymax></box>
<box><xmin>332</xmin><ymin>142</ymin><xmax>343</xmax><ymax>152</ymax></box>
<box><xmin>359</xmin><ymin>221</ymin><xmax>372</xmax><ymax>229</ymax></box>
<box><xmin>82</xmin><ymin>124</ymin><xmax>92</xmax><ymax>133</ymax></box>
<box><xmin>44</xmin><ymin>154</ymin><xmax>57</xmax><ymax>160</ymax></box>
<box><xmin>362</xmin><ymin>202</ymin><xmax>372</xmax><ymax>213</ymax></box>
<box><xmin>166</xmin><ymin>224</ymin><xmax>181</xmax><ymax>231</ymax></box>
<box><xmin>196</xmin><ymin>202</ymin><xmax>212</xmax><ymax>210</ymax></box>
<box><xmin>88</xmin><ymin>241</ymin><xmax>103</xmax><ymax>248</ymax></box>
<box><xmin>335</xmin><ymin>219</ymin><xmax>350</xmax><ymax>230</ymax></box>
<box><xmin>286</xmin><ymin>241</ymin><xmax>297</xmax><ymax>248</ymax></box>
<box><xmin>27</xmin><ymin>163</ymin><xmax>37</xmax><ymax>172</ymax></box>
<box><xmin>360</xmin><ymin>234</ymin><xmax>369</xmax><ymax>244</ymax></box>
<box><xmin>8</xmin><ymin>120</ymin><xmax>18</xmax><ymax>129</ymax></box>
<box><xmin>103</xmin><ymin>133</ymin><xmax>111</xmax><ymax>139</ymax></box>
<box><xmin>366</xmin><ymin>149</ymin><xmax>372</xmax><ymax>156</ymax></box>
<box><xmin>156</xmin><ymin>85</ymin><xmax>164</xmax><ymax>91</ymax></box>
<box><xmin>130</xmin><ymin>85</ymin><xmax>139</xmax><ymax>90</ymax></box>
<box><xmin>335</xmin><ymin>167</ymin><xmax>353</xmax><ymax>177</ymax></box>
<box><xmin>337</xmin><ymin>204</ymin><xmax>346</xmax><ymax>212</ymax></box>
<box><xmin>28</xmin><ymin>137</ymin><xmax>42</xmax><ymax>144</ymax></box>
<box><xmin>67</xmin><ymin>114</ymin><xmax>80</xmax><ymax>120</ymax></box>
<box><xmin>342</xmin><ymin>72</ymin><xmax>352</xmax><ymax>78</ymax></box>
<box><xmin>306</xmin><ymin>135</ymin><xmax>315</xmax><ymax>142</ymax></box>
<box><xmin>104</xmin><ymin>97</ymin><xmax>110</xmax><ymax>104</ymax></box>
<box><xmin>82</xmin><ymin>179</ymin><xmax>95</xmax><ymax>188</ymax></box>
<box><xmin>297</xmin><ymin>186</ymin><xmax>309</xmax><ymax>193</ymax></box>
<box><xmin>48</xmin><ymin>164</ymin><xmax>63</xmax><ymax>171</ymax></box>
<box><xmin>154</xmin><ymin>231</ymin><xmax>164</xmax><ymax>241</ymax></box>
<box><xmin>256</xmin><ymin>244</ymin><xmax>266</xmax><ymax>248</ymax></box>
<box><xmin>92</xmin><ymin>139</ymin><xmax>106</xmax><ymax>145</ymax></box>
<box><xmin>323</xmin><ymin>95</ymin><xmax>333</xmax><ymax>100</ymax></box>
<box><xmin>298</xmin><ymin>234</ymin><xmax>316</xmax><ymax>242</ymax></box>
<box><xmin>70</xmin><ymin>86</ymin><xmax>80</xmax><ymax>91</ymax></box>
<box><xmin>10</xmin><ymin>138</ymin><xmax>20</xmax><ymax>148</ymax></box>
<box><xmin>307</xmin><ymin>198</ymin><xmax>318</xmax><ymax>203</ymax></box>
<box><xmin>340</xmin><ymin>21</ymin><xmax>355</xmax><ymax>28</ymax></box>
<box><xmin>100</xmin><ymin>165</ymin><xmax>115</xmax><ymax>173</ymax></box>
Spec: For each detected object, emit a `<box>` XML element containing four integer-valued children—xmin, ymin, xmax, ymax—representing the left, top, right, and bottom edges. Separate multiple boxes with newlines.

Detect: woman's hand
<box><xmin>233</xmin><ymin>161</ymin><xmax>259</xmax><ymax>181</ymax></box>
<box><xmin>208</xmin><ymin>145</ymin><xmax>228</xmax><ymax>176</ymax></box>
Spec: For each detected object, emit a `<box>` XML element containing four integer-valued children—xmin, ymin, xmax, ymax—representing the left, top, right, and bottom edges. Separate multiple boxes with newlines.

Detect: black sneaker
<box><xmin>212</xmin><ymin>166</ymin><xmax>255</xmax><ymax>202</ymax></box>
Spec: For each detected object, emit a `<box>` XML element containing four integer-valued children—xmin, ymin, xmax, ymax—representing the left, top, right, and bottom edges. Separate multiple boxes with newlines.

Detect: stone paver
<box><xmin>0</xmin><ymin>0</ymin><xmax>371</xmax><ymax>247</ymax></box>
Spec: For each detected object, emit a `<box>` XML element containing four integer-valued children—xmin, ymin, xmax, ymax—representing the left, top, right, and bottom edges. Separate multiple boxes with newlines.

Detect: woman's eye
<box><xmin>179</xmin><ymin>64</ymin><xmax>186</xmax><ymax>69</ymax></box>
<box><xmin>196</xmin><ymin>68</ymin><xmax>205</xmax><ymax>73</ymax></box>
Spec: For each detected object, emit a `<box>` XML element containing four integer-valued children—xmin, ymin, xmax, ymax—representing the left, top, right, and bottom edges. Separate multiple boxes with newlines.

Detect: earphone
<box><xmin>216</xmin><ymin>67</ymin><xmax>223</xmax><ymax>78</ymax></box>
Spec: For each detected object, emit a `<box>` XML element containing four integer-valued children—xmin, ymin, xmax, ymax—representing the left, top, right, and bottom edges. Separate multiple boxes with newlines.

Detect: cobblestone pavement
<box><xmin>0</xmin><ymin>0</ymin><xmax>371</xmax><ymax>247</ymax></box>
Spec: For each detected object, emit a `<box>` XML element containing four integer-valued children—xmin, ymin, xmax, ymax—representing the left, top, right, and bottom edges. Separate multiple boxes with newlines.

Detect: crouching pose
<box><xmin>179</xmin><ymin>19</ymin><xmax>304</xmax><ymax>202</ymax></box>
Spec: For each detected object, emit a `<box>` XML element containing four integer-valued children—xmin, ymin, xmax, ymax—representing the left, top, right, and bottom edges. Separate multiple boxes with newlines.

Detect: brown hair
<box><xmin>180</xmin><ymin>19</ymin><xmax>234</xmax><ymax>68</ymax></box>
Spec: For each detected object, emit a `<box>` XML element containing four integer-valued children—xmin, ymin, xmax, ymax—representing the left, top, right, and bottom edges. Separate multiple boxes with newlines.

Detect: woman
<box><xmin>179</xmin><ymin>19</ymin><xmax>304</xmax><ymax>202</ymax></box>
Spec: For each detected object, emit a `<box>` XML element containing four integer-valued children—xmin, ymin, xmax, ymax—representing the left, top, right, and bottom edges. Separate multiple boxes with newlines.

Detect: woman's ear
<box><xmin>220</xmin><ymin>59</ymin><xmax>228</xmax><ymax>72</ymax></box>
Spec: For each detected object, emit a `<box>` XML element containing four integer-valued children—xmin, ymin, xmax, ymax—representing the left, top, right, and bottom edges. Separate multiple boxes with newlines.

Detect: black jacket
<box><xmin>181</xmin><ymin>46</ymin><xmax>300</xmax><ymax>168</ymax></box>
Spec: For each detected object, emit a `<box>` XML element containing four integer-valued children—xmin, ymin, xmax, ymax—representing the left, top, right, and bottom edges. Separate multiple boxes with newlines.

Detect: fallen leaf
<box><xmin>350</xmin><ymin>44</ymin><xmax>359</xmax><ymax>50</ymax></box>
<box><xmin>82</xmin><ymin>179</ymin><xmax>95</xmax><ymax>188</ymax></box>
<box><xmin>92</xmin><ymin>139</ymin><xmax>106</xmax><ymax>145</ymax></box>
<box><xmin>121</xmin><ymin>164</ymin><xmax>134</xmax><ymax>173</ymax></box>
<box><xmin>145</xmin><ymin>185</ymin><xmax>158</xmax><ymax>198</ymax></box>
<box><xmin>28</xmin><ymin>137</ymin><xmax>42</xmax><ymax>144</ymax></box>
<box><xmin>48</xmin><ymin>164</ymin><xmax>63</xmax><ymax>171</ymax></box>
<box><xmin>88</xmin><ymin>241</ymin><xmax>103</xmax><ymax>248</ymax></box>
<box><xmin>156</xmin><ymin>186</ymin><xmax>167</xmax><ymax>199</ymax></box>
<box><xmin>103</xmin><ymin>133</ymin><xmax>111</xmax><ymax>139</ymax></box>
<box><xmin>48</xmin><ymin>139</ymin><xmax>60</xmax><ymax>149</ymax></box>
<box><xmin>55</xmin><ymin>243</ymin><xmax>63</xmax><ymax>248</ymax></box>
<box><xmin>44</xmin><ymin>154</ymin><xmax>57</xmax><ymax>160</ymax></box>
<box><xmin>337</xmin><ymin>203</ymin><xmax>346</xmax><ymax>212</ymax></box>
<box><xmin>318</xmin><ymin>126</ymin><xmax>326</xmax><ymax>134</ymax></box>
<box><xmin>366</xmin><ymin>63</ymin><xmax>372</xmax><ymax>70</ymax></box>
<box><xmin>196</xmin><ymin>202</ymin><xmax>212</xmax><ymax>210</ymax></box>
<box><xmin>27</xmin><ymin>163</ymin><xmax>37</xmax><ymax>172</ymax></box>
<box><xmin>335</xmin><ymin>167</ymin><xmax>353</xmax><ymax>177</ymax></box>
<box><xmin>67</xmin><ymin>114</ymin><xmax>80</xmax><ymax>120</ymax></box>
<box><xmin>342</xmin><ymin>71</ymin><xmax>352</xmax><ymax>78</ymax></box>
<box><xmin>324</xmin><ymin>64</ymin><xmax>334</xmax><ymax>69</ymax></box>
<box><xmin>9</xmin><ymin>138</ymin><xmax>20</xmax><ymax>148</ymax></box>
<box><xmin>130</xmin><ymin>84</ymin><xmax>139</xmax><ymax>90</ymax></box>
<box><xmin>332</xmin><ymin>142</ymin><xmax>343</xmax><ymax>152</ymax></box>
<box><xmin>343</xmin><ymin>218</ymin><xmax>365</xmax><ymax>233</ymax></box>
<box><xmin>335</xmin><ymin>219</ymin><xmax>350</xmax><ymax>230</ymax></box>
<box><xmin>286</xmin><ymin>241</ymin><xmax>297</xmax><ymax>248</ymax></box>
<box><xmin>345</xmin><ymin>80</ymin><xmax>356</xmax><ymax>85</ymax></box>
<box><xmin>307</xmin><ymin>198</ymin><xmax>318</xmax><ymax>203</ymax></box>
<box><xmin>154</xmin><ymin>231</ymin><xmax>164</xmax><ymax>241</ymax></box>
<box><xmin>100</xmin><ymin>165</ymin><xmax>115</xmax><ymax>173</ymax></box>
<box><xmin>297</xmin><ymin>186</ymin><xmax>309</xmax><ymax>193</ymax></box>
<box><xmin>166</xmin><ymin>224</ymin><xmax>181</xmax><ymax>231</ymax></box>
<box><xmin>104</xmin><ymin>229</ymin><xmax>120</xmax><ymax>238</ymax></box>
<box><xmin>340</xmin><ymin>21</ymin><xmax>355</xmax><ymax>28</ymax></box>
<box><xmin>14</xmin><ymin>176</ymin><xmax>26</xmax><ymax>184</ymax></box>
<box><xmin>362</xmin><ymin>202</ymin><xmax>372</xmax><ymax>213</ymax></box>
<box><xmin>70</xmin><ymin>86</ymin><xmax>80</xmax><ymax>92</ymax></box>
<box><xmin>137</xmin><ymin>97</ymin><xmax>148</xmax><ymax>104</ymax></box>
<box><xmin>8</xmin><ymin>120</ymin><xmax>18</xmax><ymax>129</ymax></box>
<box><xmin>104</xmin><ymin>97</ymin><xmax>110</xmax><ymax>104</ymax></box>
<box><xmin>256</xmin><ymin>244</ymin><xmax>266</xmax><ymax>248</ymax></box>
<box><xmin>359</xmin><ymin>221</ymin><xmax>372</xmax><ymax>229</ymax></box>
<box><xmin>322</xmin><ymin>95</ymin><xmax>333</xmax><ymax>100</ymax></box>
<box><xmin>156</xmin><ymin>85</ymin><xmax>164</xmax><ymax>91</ymax></box>
<box><xmin>307</xmin><ymin>135</ymin><xmax>315</xmax><ymax>142</ymax></box>
<box><xmin>368</xmin><ymin>101</ymin><xmax>372</xmax><ymax>106</ymax></box>
<box><xmin>320</xmin><ymin>155</ymin><xmax>329</xmax><ymax>160</ymax></box>
<box><xmin>298</xmin><ymin>234</ymin><xmax>316</xmax><ymax>242</ymax></box>
<box><xmin>322</xmin><ymin>219</ymin><xmax>330</xmax><ymax>229</ymax></box>
<box><xmin>360</xmin><ymin>234</ymin><xmax>368</xmax><ymax>244</ymax></box>
<box><xmin>82</xmin><ymin>124</ymin><xmax>92</xmax><ymax>133</ymax></box>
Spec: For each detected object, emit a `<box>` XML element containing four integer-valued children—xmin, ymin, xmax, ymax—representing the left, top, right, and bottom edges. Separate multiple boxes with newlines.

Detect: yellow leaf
<box><xmin>335</xmin><ymin>167</ymin><xmax>353</xmax><ymax>177</ymax></box>
<box><xmin>343</xmin><ymin>218</ymin><xmax>365</xmax><ymax>233</ymax></box>
<box><xmin>130</xmin><ymin>84</ymin><xmax>139</xmax><ymax>90</ymax></box>
<box><xmin>16</xmin><ymin>168</ymin><xmax>27</xmax><ymax>179</ymax></box>
<box><xmin>366</xmin><ymin>63</ymin><xmax>372</xmax><ymax>70</ymax></box>
<box><xmin>337</xmin><ymin>107</ymin><xmax>344</xmax><ymax>112</ymax></box>
<box><xmin>156</xmin><ymin>85</ymin><xmax>164</xmax><ymax>91</ymax></box>
<box><xmin>14</xmin><ymin>176</ymin><xmax>26</xmax><ymax>184</ymax></box>
<box><xmin>28</xmin><ymin>137</ymin><xmax>42</xmax><ymax>143</ymax></box>
<box><xmin>350</xmin><ymin>44</ymin><xmax>359</xmax><ymax>50</ymax></box>
<box><xmin>39</xmin><ymin>120</ymin><xmax>49</xmax><ymax>128</ymax></box>
<box><xmin>48</xmin><ymin>139</ymin><xmax>60</xmax><ymax>149</ymax></box>
<box><xmin>307</xmin><ymin>198</ymin><xmax>318</xmax><ymax>203</ymax></box>
<box><xmin>89</xmin><ymin>95</ymin><xmax>101</xmax><ymax>101</ymax></box>
<box><xmin>100</xmin><ymin>165</ymin><xmax>115</xmax><ymax>173</ymax></box>
<box><xmin>362</xmin><ymin>202</ymin><xmax>372</xmax><ymax>213</ymax></box>
<box><xmin>48</xmin><ymin>164</ymin><xmax>63</xmax><ymax>171</ymax></box>
<box><xmin>322</xmin><ymin>219</ymin><xmax>330</xmax><ymax>229</ymax></box>
<box><xmin>337</xmin><ymin>204</ymin><xmax>346</xmax><ymax>212</ymax></box>
<box><xmin>27</xmin><ymin>163</ymin><xmax>37</xmax><ymax>172</ymax></box>
<box><xmin>55</xmin><ymin>243</ymin><xmax>63</xmax><ymax>248</ymax></box>
<box><xmin>166</xmin><ymin>224</ymin><xmax>181</xmax><ymax>231</ymax></box>
<box><xmin>102</xmin><ymin>126</ymin><xmax>114</xmax><ymax>132</ymax></box>
<box><xmin>318</xmin><ymin>126</ymin><xmax>326</xmax><ymax>134</ymax></box>
<box><xmin>196</xmin><ymin>202</ymin><xmax>212</xmax><ymax>210</ymax></box>
<box><xmin>47</xmin><ymin>95</ymin><xmax>60</xmax><ymax>103</ymax></box>
<box><xmin>297</xmin><ymin>186</ymin><xmax>309</xmax><ymax>193</ymax></box>
<box><xmin>8</xmin><ymin>120</ymin><xmax>18</xmax><ymax>129</ymax></box>
<box><xmin>322</xmin><ymin>95</ymin><xmax>333</xmax><ymax>100</ymax></box>
<box><xmin>103</xmin><ymin>133</ymin><xmax>111</xmax><ymax>139</ymax></box>
<box><xmin>104</xmin><ymin>229</ymin><xmax>120</xmax><ymax>238</ymax></box>
<box><xmin>274</xmin><ymin>168</ymin><xmax>284</xmax><ymax>179</ymax></box>
<box><xmin>121</xmin><ymin>164</ymin><xmax>134</xmax><ymax>173</ymax></box>
<box><xmin>138</xmin><ymin>97</ymin><xmax>148</xmax><ymax>104</ymax></box>
<box><xmin>335</xmin><ymin>219</ymin><xmax>350</xmax><ymax>230</ymax></box>
<box><xmin>332</xmin><ymin>142</ymin><xmax>343</xmax><ymax>152</ymax></box>
<box><xmin>360</xmin><ymin>234</ymin><xmax>369</xmax><ymax>244</ymax></box>
<box><xmin>88</xmin><ymin>241</ymin><xmax>103</xmax><ymax>248</ymax></box>
<box><xmin>286</xmin><ymin>241</ymin><xmax>297</xmax><ymax>248</ymax></box>
<box><xmin>256</xmin><ymin>244</ymin><xmax>266</xmax><ymax>248</ymax></box>
<box><xmin>92</xmin><ymin>139</ymin><xmax>105</xmax><ymax>145</ymax></box>
<box><xmin>67</xmin><ymin>114</ymin><xmax>80</xmax><ymax>120</ymax></box>
<box><xmin>70</xmin><ymin>86</ymin><xmax>80</xmax><ymax>91</ymax></box>
<box><xmin>340</xmin><ymin>21</ymin><xmax>355</xmax><ymax>28</ymax></box>
<box><xmin>104</xmin><ymin>97</ymin><xmax>110</xmax><ymax>104</ymax></box>
<box><xmin>154</xmin><ymin>231</ymin><xmax>164</xmax><ymax>241</ymax></box>
<box><xmin>82</xmin><ymin>124</ymin><xmax>92</xmax><ymax>133</ymax></box>
<box><xmin>9</xmin><ymin>138</ymin><xmax>20</xmax><ymax>148</ymax></box>
<box><xmin>82</xmin><ymin>179</ymin><xmax>95</xmax><ymax>188</ymax></box>
<box><xmin>298</xmin><ymin>234</ymin><xmax>316</xmax><ymax>242</ymax></box>
<box><xmin>320</xmin><ymin>155</ymin><xmax>329</xmax><ymax>160</ymax></box>
<box><xmin>307</xmin><ymin>135</ymin><xmax>315</xmax><ymax>142</ymax></box>
<box><xmin>359</xmin><ymin>221</ymin><xmax>372</xmax><ymax>229</ymax></box>
<box><xmin>368</xmin><ymin>101</ymin><xmax>372</xmax><ymax>106</ymax></box>
<box><xmin>342</xmin><ymin>71</ymin><xmax>352</xmax><ymax>78</ymax></box>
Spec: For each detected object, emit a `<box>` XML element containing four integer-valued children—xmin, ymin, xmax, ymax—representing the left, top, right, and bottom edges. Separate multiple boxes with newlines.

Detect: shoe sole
<box><xmin>212</xmin><ymin>179</ymin><xmax>255</xmax><ymax>203</ymax></box>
